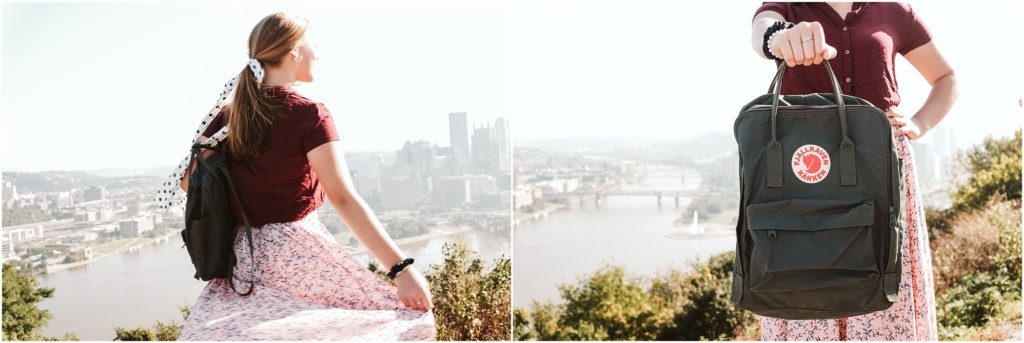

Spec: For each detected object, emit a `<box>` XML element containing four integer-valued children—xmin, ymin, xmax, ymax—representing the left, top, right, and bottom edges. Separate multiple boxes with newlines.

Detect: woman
<box><xmin>160</xmin><ymin>13</ymin><xmax>436</xmax><ymax>340</ymax></box>
<box><xmin>750</xmin><ymin>2</ymin><xmax>957</xmax><ymax>341</ymax></box>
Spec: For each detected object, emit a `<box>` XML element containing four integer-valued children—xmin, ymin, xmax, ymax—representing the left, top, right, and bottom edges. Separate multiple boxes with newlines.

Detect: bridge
<box><xmin>551</xmin><ymin>188</ymin><xmax>706</xmax><ymax>207</ymax></box>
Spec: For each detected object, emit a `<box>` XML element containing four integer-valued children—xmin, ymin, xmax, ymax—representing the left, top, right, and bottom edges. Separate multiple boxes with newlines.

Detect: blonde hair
<box><xmin>227</xmin><ymin>12</ymin><xmax>308</xmax><ymax>159</ymax></box>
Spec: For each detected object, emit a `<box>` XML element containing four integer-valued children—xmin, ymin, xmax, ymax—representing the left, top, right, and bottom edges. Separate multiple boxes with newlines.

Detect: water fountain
<box><xmin>685</xmin><ymin>210</ymin><xmax>705</xmax><ymax>236</ymax></box>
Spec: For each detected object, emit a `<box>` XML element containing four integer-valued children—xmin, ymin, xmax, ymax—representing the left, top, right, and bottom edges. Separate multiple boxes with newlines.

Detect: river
<box><xmin>512</xmin><ymin>165</ymin><xmax>735</xmax><ymax>308</ymax></box>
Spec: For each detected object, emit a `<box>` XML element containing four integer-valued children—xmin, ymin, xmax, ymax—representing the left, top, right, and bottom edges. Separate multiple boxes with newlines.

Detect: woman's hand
<box><xmin>769</xmin><ymin>21</ymin><xmax>838</xmax><ymax>67</ymax></box>
<box><xmin>887</xmin><ymin>109</ymin><xmax>925</xmax><ymax>140</ymax></box>
<box><xmin>395</xmin><ymin>266</ymin><xmax>433</xmax><ymax>311</ymax></box>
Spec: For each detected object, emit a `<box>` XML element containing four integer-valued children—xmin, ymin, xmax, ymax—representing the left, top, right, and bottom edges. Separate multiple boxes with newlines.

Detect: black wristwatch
<box><xmin>387</xmin><ymin>258</ymin><xmax>415</xmax><ymax>279</ymax></box>
<box><xmin>763</xmin><ymin>20</ymin><xmax>794</xmax><ymax>61</ymax></box>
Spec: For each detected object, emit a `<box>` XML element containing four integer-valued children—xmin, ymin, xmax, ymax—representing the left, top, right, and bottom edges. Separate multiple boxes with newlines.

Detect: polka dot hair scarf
<box><xmin>153</xmin><ymin>59</ymin><xmax>266</xmax><ymax>210</ymax></box>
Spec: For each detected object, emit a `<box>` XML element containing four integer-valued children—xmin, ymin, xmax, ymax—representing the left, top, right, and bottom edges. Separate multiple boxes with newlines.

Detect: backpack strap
<box><xmin>192</xmin><ymin>143</ymin><xmax>257</xmax><ymax>296</ymax></box>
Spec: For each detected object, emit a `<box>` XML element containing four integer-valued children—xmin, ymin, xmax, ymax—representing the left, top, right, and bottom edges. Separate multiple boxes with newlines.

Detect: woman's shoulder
<box><xmin>870</xmin><ymin>2</ymin><xmax>917</xmax><ymax>17</ymax></box>
<box><xmin>275</xmin><ymin>87</ymin><xmax>332</xmax><ymax>122</ymax></box>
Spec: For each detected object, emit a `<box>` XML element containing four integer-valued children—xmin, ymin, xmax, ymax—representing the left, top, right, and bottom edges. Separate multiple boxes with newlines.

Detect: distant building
<box><xmin>466</xmin><ymin>175</ymin><xmax>496</xmax><ymax>197</ymax></box>
<box><xmin>396</xmin><ymin>140</ymin><xmax>437</xmax><ymax>169</ymax></box>
<box><xmin>472</xmin><ymin>124</ymin><xmax>500</xmax><ymax>173</ymax></box>
<box><xmin>2</xmin><ymin>181</ymin><xmax>17</xmax><ymax>208</ymax></box>
<box><xmin>381</xmin><ymin>179</ymin><xmax>423</xmax><ymax>208</ymax></box>
<box><xmin>99</xmin><ymin>208</ymin><xmax>114</xmax><ymax>221</ymax></box>
<box><xmin>5</xmin><ymin>226</ymin><xmax>45</xmax><ymax>243</ymax></box>
<box><xmin>127</xmin><ymin>203</ymin><xmax>145</xmax><ymax>216</ymax></box>
<box><xmin>449</xmin><ymin>112</ymin><xmax>471</xmax><ymax>162</ymax></box>
<box><xmin>513</xmin><ymin>187</ymin><xmax>536</xmax><ymax>209</ymax></box>
<box><xmin>54</xmin><ymin>191</ymin><xmax>74</xmax><ymax>208</ymax></box>
<box><xmin>119</xmin><ymin>217</ymin><xmax>153</xmax><ymax>237</ymax></box>
<box><xmin>535</xmin><ymin>178</ymin><xmax>579</xmax><ymax>195</ymax></box>
<box><xmin>84</xmin><ymin>186</ymin><xmax>106</xmax><ymax>202</ymax></box>
<box><xmin>1</xmin><ymin>236</ymin><xmax>16</xmax><ymax>262</ymax></box>
<box><xmin>74</xmin><ymin>211</ymin><xmax>98</xmax><ymax>223</ymax></box>
<box><xmin>440</xmin><ymin>177</ymin><xmax>472</xmax><ymax>204</ymax></box>
<box><xmin>348</xmin><ymin>153</ymin><xmax>385</xmax><ymax>199</ymax></box>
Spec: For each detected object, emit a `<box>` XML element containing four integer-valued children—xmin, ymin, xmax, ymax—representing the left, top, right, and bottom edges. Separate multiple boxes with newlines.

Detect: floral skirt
<box><xmin>178</xmin><ymin>211</ymin><xmax>437</xmax><ymax>340</ymax></box>
<box><xmin>759</xmin><ymin>134</ymin><xmax>938</xmax><ymax>340</ymax></box>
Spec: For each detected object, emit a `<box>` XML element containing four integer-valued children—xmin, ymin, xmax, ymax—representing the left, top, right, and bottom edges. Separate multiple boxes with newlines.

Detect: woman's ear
<box><xmin>290</xmin><ymin>48</ymin><xmax>303</xmax><ymax>62</ymax></box>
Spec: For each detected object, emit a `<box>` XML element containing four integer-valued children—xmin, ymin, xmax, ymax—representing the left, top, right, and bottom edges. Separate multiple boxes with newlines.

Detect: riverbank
<box><xmin>347</xmin><ymin>225</ymin><xmax>474</xmax><ymax>255</ymax></box>
<box><xmin>44</xmin><ymin>229</ymin><xmax>180</xmax><ymax>274</ymax></box>
<box><xmin>513</xmin><ymin>203</ymin><xmax>565</xmax><ymax>225</ymax></box>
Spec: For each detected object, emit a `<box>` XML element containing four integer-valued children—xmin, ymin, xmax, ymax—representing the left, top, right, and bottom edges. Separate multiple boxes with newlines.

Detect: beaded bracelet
<box><xmin>387</xmin><ymin>258</ymin><xmax>415</xmax><ymax>279</ymax></box>
<box><xmin>763</xmin><ymin>20</ymin><xmax>794</xmax><ymax>61</ymax></box>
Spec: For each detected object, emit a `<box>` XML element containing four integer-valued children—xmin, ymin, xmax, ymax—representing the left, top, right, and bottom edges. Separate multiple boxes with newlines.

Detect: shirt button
<box><xmin>845</xmin><ymin>77</ymin><xmax>852</xmax><ymax>83</ymax></box>
<box><xmin>843</xmin><ymin>26</ymin><xmax>848</xmax><ymax>31</ymax></box>
<box><xmin>845</xmin><ymin>49</ymin><xmax>850</xmax><ymax>55</ymax></box>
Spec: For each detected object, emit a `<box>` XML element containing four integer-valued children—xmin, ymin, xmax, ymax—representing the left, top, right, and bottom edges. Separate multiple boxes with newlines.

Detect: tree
<box><xmin>651</xmin><ymin>252</ymin><xmax>757</xmax><ymax>340</ymax></box>
<box><xmin>2</xmin><ymin>262</ymin><xmax>55</xmax><ymax>341</ymax></box>
<box><xmin>950</xmin><ymin>129</ymin><xmax>1021</xmax><ymax>212</ymax></box>
<box><xmin>555</xmin><ymin>265</ymin><xmax>667</xmax><ymax>340</ymax></box>
<box><xmin>2</xmin><ymin>208</ymin><xmax>53</xmax><ymax>226</ymax></box>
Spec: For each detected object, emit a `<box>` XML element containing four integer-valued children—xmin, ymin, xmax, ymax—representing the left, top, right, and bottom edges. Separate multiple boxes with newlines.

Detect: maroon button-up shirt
<box><xmin>755</xmin><ymin>2</ymin><xmax>933</xmax><ymax>111</ymax></box>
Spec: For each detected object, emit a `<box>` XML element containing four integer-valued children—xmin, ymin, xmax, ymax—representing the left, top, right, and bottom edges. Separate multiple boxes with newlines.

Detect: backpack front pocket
<box><xmin>746</xmin><ymin>198</ymin><xmax>877</xmax><ymax>292</ymax></box>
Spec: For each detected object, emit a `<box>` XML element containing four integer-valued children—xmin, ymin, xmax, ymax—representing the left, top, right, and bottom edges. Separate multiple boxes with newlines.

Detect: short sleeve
<box><xmin>301</xmin><ymin>103</ymin><xmax>340</xmax><ymax>153</ymax></box>
<box><xmin>898</xmin><ymin>3</ymin><xmax>932</xmax><ymax>55</ymax></box>
<box><xmin>201</xmin><ymin>108</ymin><xmax>227</xmax><ymax>138</ymax></box>
<box><xmin>754</xmin><ymin>2</ymin><xmax>789</xmax><ymax>21</ymax></box>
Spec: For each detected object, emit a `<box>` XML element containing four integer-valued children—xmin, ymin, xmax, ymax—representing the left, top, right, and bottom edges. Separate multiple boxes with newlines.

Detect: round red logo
<box><xmin>792</xmin><ymin>144</ymin><xmax>831</xmax><ymax>184</ymax></box>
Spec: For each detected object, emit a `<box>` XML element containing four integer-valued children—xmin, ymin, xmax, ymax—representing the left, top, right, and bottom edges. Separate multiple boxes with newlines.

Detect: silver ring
<box><xmin>801</xmin><ymin>36</ymin><xmax>813</xmax><ymax>42</ymax></box>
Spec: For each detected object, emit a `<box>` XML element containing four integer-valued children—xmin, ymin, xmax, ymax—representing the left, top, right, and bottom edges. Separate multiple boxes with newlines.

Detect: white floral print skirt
<box><xmin>178</xmin><ymin>210</ymin><xmax>437</xmax><ymax>340</ymax></box>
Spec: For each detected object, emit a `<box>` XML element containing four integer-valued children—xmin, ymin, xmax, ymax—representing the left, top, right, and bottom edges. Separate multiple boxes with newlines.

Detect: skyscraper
<box><xmin>472</xmin><ymin>123</ymin><xmax>499</xmax><ymax>173</ymax></box>
<box><xmin>448</xmin><ymin>112</ymin><xmax>470</xmax><ymax>161</ymax></box>
<box><xmin>495</xmin><ymin>117</ymin><xmax>510</xmax><ymax>171</ymax></box>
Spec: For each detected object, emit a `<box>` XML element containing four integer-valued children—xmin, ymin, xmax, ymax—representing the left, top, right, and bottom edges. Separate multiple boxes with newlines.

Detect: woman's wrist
<box><xmin>387</xmin><ymin>257</ymin><xmax>415</xmax><ymax>279</ymax></box>
<box><xmin>763</xmin><ymin>20</ymin><xmax>794</xmax><ymax>60</ymax></box>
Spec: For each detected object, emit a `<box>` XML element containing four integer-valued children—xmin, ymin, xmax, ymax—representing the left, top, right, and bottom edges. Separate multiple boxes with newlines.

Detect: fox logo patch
<box><xmin>792</xmin><ymin>144</ymin><xmax>830</xmax><ymax>184</ymax></box>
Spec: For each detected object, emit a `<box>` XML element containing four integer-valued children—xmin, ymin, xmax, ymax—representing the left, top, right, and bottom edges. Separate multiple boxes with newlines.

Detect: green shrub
<box><xmin>514</xmin><ymin>253</ymin><xmax>756</xmax><ymax>341</ymax></box>
<box><xmin>424</xmin><ymin>242</ymin><xmax>511</xmax><ymax>341</ymax></box>
<box><xmin>652</xmin><ymin>252</ymin><xmax>756</xmax><ymax>340</ymax></box>
<box><xmin>937</xmin><ymin>272</ymin><xmax>1017</xmax><ymax>336</ymax></box>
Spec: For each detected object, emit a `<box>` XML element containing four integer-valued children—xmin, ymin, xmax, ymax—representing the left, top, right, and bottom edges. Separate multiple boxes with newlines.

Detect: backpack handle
<box><xmin>764</xmin><ymin>60</ymin><xmax>857</xmax><ymax>188</ymax></box>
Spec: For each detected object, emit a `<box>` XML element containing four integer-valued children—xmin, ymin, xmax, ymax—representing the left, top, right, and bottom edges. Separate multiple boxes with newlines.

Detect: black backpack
<box><xmin>730</xmin><ymin>60</ymin><xmax>904</xmax><ymax>319</ymax></box>
<box><xmin>182</xmin><ymin>142</ymin><xmax>256</xmax><ymax>296</ymax></box>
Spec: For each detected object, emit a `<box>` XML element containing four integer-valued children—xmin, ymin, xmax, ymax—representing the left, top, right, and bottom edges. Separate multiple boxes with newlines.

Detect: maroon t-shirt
<box><xmin>755</xmin><ymin>2</ymin><xmax>933</xmax><ymax>111</ymax></box>
<box><xmin>202</xmin><ymin>85</ymin><xmax>340</xmax><ymax>226</ymax></box>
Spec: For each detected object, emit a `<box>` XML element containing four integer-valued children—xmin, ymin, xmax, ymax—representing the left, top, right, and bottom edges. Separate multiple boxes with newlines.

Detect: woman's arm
<box><xmin>890</xmin><ymin>41</ymin><xmax>957</xmax><ymax>139</ymax></box>
<box><xmin>751</xmin><ymin>11</ymin><xmax>836</xmax><ymax>66</ymax></box>
<box><xmin>307</xmin><ymin>140</ymin><xmax>433</xmax><ymax>310</ymax></box>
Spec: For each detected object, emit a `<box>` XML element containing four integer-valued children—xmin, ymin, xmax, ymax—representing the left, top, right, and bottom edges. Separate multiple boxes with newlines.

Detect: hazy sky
<box><xmin>2</xmin><ymin>0</ymin><xmax>509</xmax><ymax>172</ymax></box>
<box><xmin>510</xmin><ymin>0</ymin><xmax>1023</xmax><ymax>152</ymax></box>
<box><xmin>3</xmin><ymin>1</ymin><xmax>1022</xmax><ymax>172</ymax></box>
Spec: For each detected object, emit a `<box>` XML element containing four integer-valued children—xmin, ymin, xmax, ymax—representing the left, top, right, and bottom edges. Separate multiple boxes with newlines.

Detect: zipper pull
<box><xmin>768</xmin><ymin>230</ymin><xmax>777</xmax><ymax>241</ymax></box>
<box><xmin>889</xmin><ymin>206</ymin><xmax>897</xmax><ymax>229</ymax></box>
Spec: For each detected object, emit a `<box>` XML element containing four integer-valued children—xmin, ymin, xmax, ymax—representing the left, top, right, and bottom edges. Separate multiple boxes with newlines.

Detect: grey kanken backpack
<box><xmin>730</xmin><ymin>60</ymin><xmax>904</xmax><ymax>319</ymax></box>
